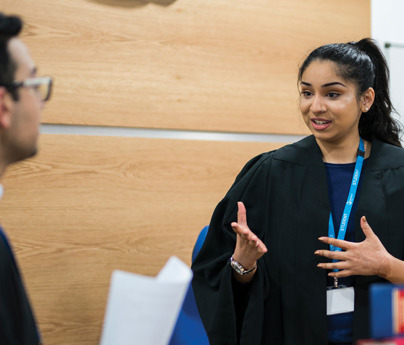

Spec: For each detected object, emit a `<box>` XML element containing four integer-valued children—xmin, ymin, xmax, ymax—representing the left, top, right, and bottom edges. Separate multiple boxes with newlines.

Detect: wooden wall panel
<box><xmin>1</xmin><ymin>1</ymin><xmax>371</xmax><ymax>344</ymax></box>
<box><xmin>0</xmin><ymin>134</ymin><xmax>281</xmax><ymax>345</ymax></box>
<box><xmin>3</xmin><ymin>0</ymin><xmax>370</xmax><ymax>135</ymax></box>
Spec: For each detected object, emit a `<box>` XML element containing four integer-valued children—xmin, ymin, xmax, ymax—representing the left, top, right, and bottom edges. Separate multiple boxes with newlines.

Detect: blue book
<box><xmin>370</xmin><ymin>284</ymin><xmax>404</xmax><ymax>339</ymax></box>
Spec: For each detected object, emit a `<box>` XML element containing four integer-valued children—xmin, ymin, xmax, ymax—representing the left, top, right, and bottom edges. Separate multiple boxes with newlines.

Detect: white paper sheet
<box><xmin>100</xmin><ymin>256</ymin><xmax>193</xmax><ymax>345</ymax></box>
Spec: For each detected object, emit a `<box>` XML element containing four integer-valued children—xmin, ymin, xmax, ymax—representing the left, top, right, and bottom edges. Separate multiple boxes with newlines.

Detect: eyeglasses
<box><xmin>1</xmin><ymin>76</ymin><xmax>53</xmax><ymax>102</ymax></box>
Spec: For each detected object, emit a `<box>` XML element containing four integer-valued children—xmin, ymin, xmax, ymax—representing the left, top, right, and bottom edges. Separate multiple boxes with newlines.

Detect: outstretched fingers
<box><xmin>315</xmin><ymin>216</ymin><xmax>389</xmax><ymax>278</ymax></box>
<box><xmin>236</xmin><ymin>201</ymin><xmax>247</xmax><ymax>227</ymax></box>
<box><xmin>231</xmin><ymin>201</ymin><xmax>267</xmax><ymax>254</ymax></box>
<box><xmin>315</xmin><ymin>248</ymin><xmax>346</xmax><ymax>261</ymax></box>
<box><xmin>360</xmin><ymin>216</ymin><xmax>375</xmax><ymax>239</ymax></box>
<box><xmin>232</xmin><ymin>223</ymin><xmax>267</xmax><ymax>253</ymax></box>
<box><xmin>231</xmin><ymin>221</ymin><xmax>250</xmax><ymax>238</ymax></box>
<box><xmin>327</xmin><ymin>268</ymin><xmax>354</xmax><ymax>278</ymax></box>
<box><xmin>318</xmin><ymin>236</ymin><xmax>351</xmax><ymax>251</ymax></box>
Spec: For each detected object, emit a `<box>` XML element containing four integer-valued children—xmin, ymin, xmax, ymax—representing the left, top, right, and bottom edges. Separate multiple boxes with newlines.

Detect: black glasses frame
<box><xmin>1</xmin><ymin>76</ymin><xmax>53</xmax><ymax>102</ymax></box>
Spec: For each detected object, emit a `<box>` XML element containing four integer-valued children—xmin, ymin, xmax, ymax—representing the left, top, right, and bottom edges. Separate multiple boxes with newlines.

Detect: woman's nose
<box><xmin>310</xmin><ymin>96</ymin><xmax>325</xmax><ymax>113</ymax></box>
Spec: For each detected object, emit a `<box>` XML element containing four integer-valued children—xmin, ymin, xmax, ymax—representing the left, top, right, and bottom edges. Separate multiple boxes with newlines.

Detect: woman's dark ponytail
<box><xmin>354</xmin><ymin>38</ymin><xmax>401</xmax><ymax>147</ymax></box>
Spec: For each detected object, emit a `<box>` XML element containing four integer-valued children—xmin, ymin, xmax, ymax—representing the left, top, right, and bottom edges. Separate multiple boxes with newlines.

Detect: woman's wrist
<box><xmin>381</xmin><ymin>254</ymin><xmax>404</xmax><ymax>284</ymax></box>
<box><xmin>230</xmin><ymin>255</ymin><xmax>257</xmax><ymax>283</ymax></box>
<box><xmin>231</xmin><ymin>253</ymin><xmax>257</xmax><ymax>271</ymax></box>
<box><xmin>229</xmin><ymin>256</ymin><xmax>257</xmax><ymax>275</ymax></box>
<box><xmin>376</xmin><ymin>253</ymin><xmax>393</xmax><ymax>281</ymax></box>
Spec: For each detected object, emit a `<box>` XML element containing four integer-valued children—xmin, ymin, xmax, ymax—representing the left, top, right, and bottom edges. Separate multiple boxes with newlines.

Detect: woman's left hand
<box><xmin>315</xmin><ymin>216</ymin><xmax>392</xmax><ymax>279</ymax></box>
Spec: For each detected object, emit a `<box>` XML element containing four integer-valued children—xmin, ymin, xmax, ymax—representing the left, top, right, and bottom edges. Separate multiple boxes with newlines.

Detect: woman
<box><xmin>191</xmin><ymin>38</ymin><xmax>404</xmax><ymax>345</ymax></box>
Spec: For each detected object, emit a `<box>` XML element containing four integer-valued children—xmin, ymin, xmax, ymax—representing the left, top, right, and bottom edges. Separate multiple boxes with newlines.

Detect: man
<box><xmin>0</xmin><ymin>12</ymin><xmax>52</xmax><ymax>344</ymax></box>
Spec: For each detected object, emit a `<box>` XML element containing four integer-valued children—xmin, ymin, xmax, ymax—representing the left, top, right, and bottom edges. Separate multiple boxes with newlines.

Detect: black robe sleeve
<box><xmin>191</xmin><ymin>136</ymin><xmax>335</xmax><ymax>345</ymax></box>
<box><xmin>0</xmin><ymin>229</ymin><xmax>40</xmax><ymax>345</ymax></box>
<box><xmin>191</xmin><ymin>152</ymin><xmax>276</xmax><ymax>345</ymax></box>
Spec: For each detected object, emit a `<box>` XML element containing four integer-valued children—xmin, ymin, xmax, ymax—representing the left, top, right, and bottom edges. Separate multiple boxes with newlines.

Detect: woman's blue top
<box><xmin>325</xmin><ymin>160</ymin><xmax>365</xmax><ymax>344</ymax></box>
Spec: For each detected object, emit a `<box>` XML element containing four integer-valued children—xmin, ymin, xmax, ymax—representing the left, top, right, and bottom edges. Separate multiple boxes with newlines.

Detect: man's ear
<box><xmin>0</xmin><ymin>87</ymin><xmax>13</xmax><ymax>129</ymax></box>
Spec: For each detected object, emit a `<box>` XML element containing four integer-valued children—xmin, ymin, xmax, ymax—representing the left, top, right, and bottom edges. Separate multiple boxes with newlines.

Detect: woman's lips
<box><xmin>311</xmin><ymin>118</ymin><xmax>332</xmax><ymax>130</ymax></box>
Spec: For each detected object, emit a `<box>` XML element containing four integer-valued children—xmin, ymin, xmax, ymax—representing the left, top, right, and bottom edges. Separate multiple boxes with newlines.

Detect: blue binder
<box><xmin>370</xmin><ymin>283</ymin><xmax>404</xmax><ymax>339</ymax></box>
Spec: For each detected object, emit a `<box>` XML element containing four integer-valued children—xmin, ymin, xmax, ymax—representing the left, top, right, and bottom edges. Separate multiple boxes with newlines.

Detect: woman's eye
<box><xmin>301</xmin><ymin>91</ymin><xmax>312</xmax><ymax>97</ymax></box>
<box><xmin>327</xmin><ymin>92</ymin><xmax>339</xmax><ymax>98</ymax></box>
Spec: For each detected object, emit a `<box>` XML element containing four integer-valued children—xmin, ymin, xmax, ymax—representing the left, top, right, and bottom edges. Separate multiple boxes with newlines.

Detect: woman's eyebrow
<box><xmin>322</xmin><ymin>82</ymin><xmax>346</xmax><ymax>88</ymax></box>
<box><xmin>300</xmin><ymin>81</ymin><xmax>346</xmax><ymax>88</ymax></box>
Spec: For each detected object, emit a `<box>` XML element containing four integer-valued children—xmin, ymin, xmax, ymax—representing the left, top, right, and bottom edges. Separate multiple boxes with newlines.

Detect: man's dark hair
<box><xmin>0</xmin><ymin>13</ymin><xmax>23</xmax><ymax>100</ymax></box>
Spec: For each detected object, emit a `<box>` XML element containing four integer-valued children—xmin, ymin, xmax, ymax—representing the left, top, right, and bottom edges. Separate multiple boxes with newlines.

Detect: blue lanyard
<box><xmin>328</xmin><ymin>138</ymin><xmax>365</xmax><ymax>261</ymax></box>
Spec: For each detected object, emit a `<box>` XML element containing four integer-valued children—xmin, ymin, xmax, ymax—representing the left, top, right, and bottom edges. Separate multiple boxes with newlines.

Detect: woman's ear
<box><xmin>0</xmin><ymin>87</ymin><xmax>13</xmax><ymax>129</ymax></box>
<box><xmin>361</xmin><ymin>87</ymin><xmax>375</xmax><ymax>113</ymax></box>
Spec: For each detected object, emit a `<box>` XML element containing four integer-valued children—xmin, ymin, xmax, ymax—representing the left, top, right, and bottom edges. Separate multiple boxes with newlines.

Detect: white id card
<box><xmin>326</xmin><ymin>287</ymin><xmax>355</xmax><ymax>315</ymax></box>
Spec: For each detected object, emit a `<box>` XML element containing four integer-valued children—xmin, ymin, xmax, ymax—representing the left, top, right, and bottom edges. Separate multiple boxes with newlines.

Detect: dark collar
<box><xmin>273</xmin><ymin>136</ymin><xmax>404</xmax><ymax>171</ymax></box>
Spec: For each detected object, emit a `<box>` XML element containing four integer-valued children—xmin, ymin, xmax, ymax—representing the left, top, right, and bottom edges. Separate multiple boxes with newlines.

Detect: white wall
<box><xmin>372</xmin><ymin>0</ymin><xmax>404</xmax><ymax>44</ymax></box>
<box><xmin>372</xmin><ymin>0</ymin><xmax>404</xmax><ymax>130</ymax></box>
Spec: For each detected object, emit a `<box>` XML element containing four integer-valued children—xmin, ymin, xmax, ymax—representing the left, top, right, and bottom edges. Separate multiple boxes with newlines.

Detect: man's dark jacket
<box><xmin>0</xmin><ymin>228</ymin><xmax>39</xmax><ymax>344</ymax></box>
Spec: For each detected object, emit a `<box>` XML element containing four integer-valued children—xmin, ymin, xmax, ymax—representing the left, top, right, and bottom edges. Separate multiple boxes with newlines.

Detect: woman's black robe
<box><xmin>192</xmin><ymin>135</ymin><xmax>404</xmax><ymax>345</ymax></box>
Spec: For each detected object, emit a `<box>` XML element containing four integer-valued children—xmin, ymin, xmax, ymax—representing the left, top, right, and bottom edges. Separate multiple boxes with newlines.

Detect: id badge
<box><xmin>326</xmin><ymin>287</ymin><xmax>355</xmax><ymax>315</ymax></box>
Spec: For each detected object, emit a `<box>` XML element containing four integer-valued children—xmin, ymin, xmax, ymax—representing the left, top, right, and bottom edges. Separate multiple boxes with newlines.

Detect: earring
<box><xmin>364</xmin><ymin>107</ymin><xmax>369</xmax><ymax>112</ymax></box>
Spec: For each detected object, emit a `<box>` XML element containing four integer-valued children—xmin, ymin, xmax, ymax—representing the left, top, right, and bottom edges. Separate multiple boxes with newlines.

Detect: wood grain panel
<box><xmin>0</xmin><ymin>134</ymin><xmax>283</xmax><ymax>345</ymax></box>
<box><xmin>3</xmin><ymin>0</ymin><xmax>370</xmax><ymax>135</ymax></box>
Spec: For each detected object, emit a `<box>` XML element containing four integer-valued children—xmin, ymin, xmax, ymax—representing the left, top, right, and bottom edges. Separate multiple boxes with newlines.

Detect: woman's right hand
<box><xmin>231</xmin><ymin>201</ymin><xmax>267</xmax><ymax>282</ymax></box>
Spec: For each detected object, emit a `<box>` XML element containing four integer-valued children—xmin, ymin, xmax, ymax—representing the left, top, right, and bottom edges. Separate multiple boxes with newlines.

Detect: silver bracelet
<box><xmin>229</xmin><ymin>256</ymin><xmax>257</xmax><ymax>275</ymax></box>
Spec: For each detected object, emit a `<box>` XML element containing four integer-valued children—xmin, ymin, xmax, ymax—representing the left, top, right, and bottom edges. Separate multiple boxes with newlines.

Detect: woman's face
<box><xmin>299</xmin><ymin>60</ymin><xmax>364</xmax><ymax>146</ymax></box>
